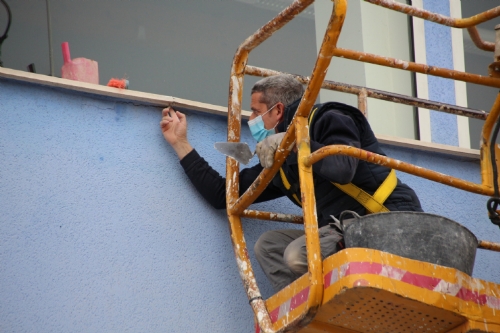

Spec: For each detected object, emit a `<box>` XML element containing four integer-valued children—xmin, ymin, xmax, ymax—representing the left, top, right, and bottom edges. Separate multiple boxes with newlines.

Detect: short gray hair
<box><xmin>251</xmin><ymin>74</ymin><xmax>304</xmax><ymax>108</ymax></box>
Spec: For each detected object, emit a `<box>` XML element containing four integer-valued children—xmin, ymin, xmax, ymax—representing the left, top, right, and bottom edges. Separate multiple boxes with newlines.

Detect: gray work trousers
<box><xmin>254</xmin><ymin>225</ymin><xmax>343</xmax><ymax>292</ymax></box>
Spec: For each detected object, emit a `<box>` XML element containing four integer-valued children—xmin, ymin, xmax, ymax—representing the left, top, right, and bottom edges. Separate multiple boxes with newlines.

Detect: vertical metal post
<box><xmin>358</xmin><ymin>88</ymin><xmax>368</xmax><ymax>116</ymax></box>
<box><xmin>495</xmin><ymin>24</ymin><xmax>500</xmax><ymax>62</ymax></box>
<box><xmin>479</xmin><ymin>93</ymin><xmax>500</xmax><ymax>190</ymax></box>
<box><xmin>225</xmin><ymin>2</ymin><xmax>316</xmax><ymax>332</ymax></box>
<box><xmin>488</xmin><ymin>24</ymin><xmax>500</xmax><ymax>78</ymax></box>
<box><xmin>46</xmin><ymin>0</ymin><xmax>54</xmax><ymax>76</ymax></box>
<box><xmin>296</xmin><ymin>115</ymin><xmax>323</xmax><ymax>318</ymax></box>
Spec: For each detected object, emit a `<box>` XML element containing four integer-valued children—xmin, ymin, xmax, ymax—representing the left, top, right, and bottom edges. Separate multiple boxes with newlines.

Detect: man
<box><xmin>160</xmin><ymin>74</ymin><xmax>422</xmax><ymax>292</ymax></box>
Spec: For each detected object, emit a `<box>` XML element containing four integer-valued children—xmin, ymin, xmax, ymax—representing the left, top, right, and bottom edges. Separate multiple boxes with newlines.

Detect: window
<box><xmin>3</xmin><ymin>0</ymin><xmax>418</xmax><ymax>139</ymax></box>
<box><xmin>1</xmin><ymin>0</ymin><xmax>316</xmax><ymax>109</ymax></box>
<box><xmin>314</xmin><ymin>0</ymin><xmax>417</xmax><ymax>140</ymax></box>
<box><xmin>461</xmin><ymin>0</ymin><xmax>499</xmax><ymax>149</ymax></box>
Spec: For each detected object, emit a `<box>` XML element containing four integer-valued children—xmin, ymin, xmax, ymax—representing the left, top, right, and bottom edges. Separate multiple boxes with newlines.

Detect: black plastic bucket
<box><xmin>341</xmin><ymin>211</ymin><xmax>478</xmax><ymax>275</ymax></box>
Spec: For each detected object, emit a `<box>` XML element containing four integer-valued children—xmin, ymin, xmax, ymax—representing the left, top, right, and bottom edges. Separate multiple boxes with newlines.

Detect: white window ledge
<box><xmin>0</xmin><ymin>67</ymin><xmax>480</xmax><ymax>160</ymax></box>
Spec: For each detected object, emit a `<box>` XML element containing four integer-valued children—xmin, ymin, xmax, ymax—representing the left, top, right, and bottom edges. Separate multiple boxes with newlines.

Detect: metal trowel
<box><xmin>214</xmin><ymin>142</ymin><xmax>255</xmax><ymax>165</ymax></box>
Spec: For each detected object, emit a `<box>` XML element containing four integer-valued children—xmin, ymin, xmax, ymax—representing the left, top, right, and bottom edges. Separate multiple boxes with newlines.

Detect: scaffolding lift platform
<box><xmin>223</xmin><ymin>1</ymin><xmax>500</xmax><ymax>332</ymax></box>
<box><xmin>257</xmin><ymin>248</ymin><xmax>500</xmax><ymax>333</ymax></box>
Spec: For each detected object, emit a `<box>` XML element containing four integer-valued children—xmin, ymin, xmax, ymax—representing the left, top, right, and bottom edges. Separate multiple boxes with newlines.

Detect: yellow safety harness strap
<box><xmin>276</xmin><ymin>107</ymin><xmax>319</xmax><ymax>207</ymax></box>
<box><xmin>308</xmin><ymin>105</ymin><xmax>397</xmax><ymax>213</ymax></box>
<box><xmin>277</xmin><ymin>105</ymin><xmax>398</xmax><ymax>213</ymax></box>
<box><xmin>331</xmin><ymin>169</ymin><xmax>397</xmax><ymax>213</ymax></box>
<box><xmin>308</xmin><ymin>107</ymin><xmax>319</xmax><ymax>124</ymax></box>
<box><xmin>279</xmin><ymin>168</ymin><xmax>302</xmax><ymax>206</ymax></box>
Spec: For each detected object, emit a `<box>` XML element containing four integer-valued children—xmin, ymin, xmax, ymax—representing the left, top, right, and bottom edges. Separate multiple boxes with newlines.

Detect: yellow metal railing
<box><xmin>226</xmin><ymin>2</ymin><xmax>317</xmax><ymax>331</ymax></box>
<box><xmin>224</xmin><ymin>1</ymin><xmax>500</xmax><ymax>332</ymax></box>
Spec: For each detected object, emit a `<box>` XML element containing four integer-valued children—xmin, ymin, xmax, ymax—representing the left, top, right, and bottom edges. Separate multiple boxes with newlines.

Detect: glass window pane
<box><xmin>461</xmin><ymin>0</ymin><xmax>499</xmax><ymax>149</ymax></box>
<box><xmin>3</xmin><ymin>0</ymin><xmax>419</xmax><ymax>139</ymax></box>
<box><xmin>2</xmin><ymin>0</ymin><xmax>316</xmax><ymax>108</ymax></box>
<box><xmin>314</xmin><ymin>0</ymin><xmax>417</xmax><ymax>140</ymax></box>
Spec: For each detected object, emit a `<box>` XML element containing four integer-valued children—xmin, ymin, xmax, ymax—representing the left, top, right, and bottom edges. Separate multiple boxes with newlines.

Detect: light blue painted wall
<box><xmin>423</xmin><ymin>0</ymin><xmax>458</xmax><ymax>146</ymax></box>
<box><xmin>0</xmin><ymin>78</ymin><xmax>299</xmax><ymax>333</ymax></box>
<box><xmin>1</xmin><ymin>78</ymin><xmax>499</xmax><ymax>333</ymax></box>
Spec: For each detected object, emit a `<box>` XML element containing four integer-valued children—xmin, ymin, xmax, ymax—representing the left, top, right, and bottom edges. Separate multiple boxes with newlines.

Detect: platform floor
<box><xmin>256</xmin><ymin>248</ymin><xmax>500</xmax><ymax>333</ymax></box>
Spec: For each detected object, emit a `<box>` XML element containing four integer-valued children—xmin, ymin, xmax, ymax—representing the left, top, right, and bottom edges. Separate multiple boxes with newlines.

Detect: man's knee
<box><xmin>283</xmin><ymin>242</ymin><xmax>307</xmax><ymax>276</ymax></box>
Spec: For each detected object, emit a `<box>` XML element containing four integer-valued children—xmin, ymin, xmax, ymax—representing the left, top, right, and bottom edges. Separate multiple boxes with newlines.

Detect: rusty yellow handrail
<box><xmin>245</xmin><ymin>65</ymin><xmax>488</xmax><ymax>120</ymax></box>
<box><xmin>229</xmin><ymin>0</ymin><xmax>348</xmax><ymax>216</ymax></box>
<box><xmin>226</xmin><ymin>1</ymin><xmax>326</xmax><ymax>332</ymax></box>
<box><xmin>226</xmin><ymin>0</ymin><xmax>314</xmax><ymax>210</ymax></box>
<box><xmin>242</xmin><ymin>209</ymin><xmax>304</xmax><ymax>224</ymax></box>
<box><xmin>332</xmin><ymin>48</ymin><xmax>500</xmax><ymax>89</ymax></box>
<box><xmin>225</xmin><ymin>1</ymin><xmax>500</xmax><ymax>332</ymax></box>
<box><xmin>281</xmin><ymin>4</ymin><xmax>349</xmax><ymax>322</ymax></box>
<box><xmin>479</xmin><ymin>240</ymin><xmax>500</xmax><ymax>252</ymax></box>
<box><xmin>467</xmin><ymin>27</ymin><xmax>495</xmax><ymax>52</ymax></box>
<box><xmin>226</xmin><ymin>0</ymin><xmax>349</xmax><ymax>331</ymax></box>
<box><xmin>303</xmin><ymin>144</ymin><xmax>493</xmax><ymax>195</ymax></box>
<box><xmin>480</xmin><ymin>93</ymin><xmax>500</xmax><ymax>195</ymax></box>
<box><xmin>301</xmin><ymin>94</ymin><xmax>500</xmax><ymax>196</ymax></box>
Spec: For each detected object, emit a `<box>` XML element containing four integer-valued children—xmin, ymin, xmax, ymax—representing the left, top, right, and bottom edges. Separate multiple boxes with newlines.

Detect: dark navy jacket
<box><xmin>180</xmin><ymin>101</ymin><xmax>422</xmax><ymax>227</ymax></box>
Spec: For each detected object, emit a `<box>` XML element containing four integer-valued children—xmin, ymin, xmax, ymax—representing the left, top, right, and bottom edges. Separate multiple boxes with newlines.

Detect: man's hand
<box><xmin>160</xmin><ymin>107</ymin><xmax>193</xmax><ymax>159</ymax></box>
<box><xmin>256</xmin><ymin>133</ymin><xmax>286</xmax><ymax>168</ymax></box>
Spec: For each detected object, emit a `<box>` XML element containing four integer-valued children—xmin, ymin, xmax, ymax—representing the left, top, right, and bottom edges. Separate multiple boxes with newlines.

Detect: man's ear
<box><xmin>276</xmin><ymin>102</ymin><xmax>285</xmax><ymax>122</ymax></box>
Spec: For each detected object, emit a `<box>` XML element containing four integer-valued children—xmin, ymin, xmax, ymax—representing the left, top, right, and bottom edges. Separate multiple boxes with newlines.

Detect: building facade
<box><xmin>1</xmin><ymin>1</ymin><xmax>499</xmax><ymax>332</ymax></box>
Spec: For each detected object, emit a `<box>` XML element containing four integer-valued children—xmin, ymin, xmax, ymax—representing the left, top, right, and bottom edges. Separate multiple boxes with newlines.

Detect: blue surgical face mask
<box><xmin>248</xmin><ymin>103</ymin><xmax>278</xmax><ymax>142</ymax></box>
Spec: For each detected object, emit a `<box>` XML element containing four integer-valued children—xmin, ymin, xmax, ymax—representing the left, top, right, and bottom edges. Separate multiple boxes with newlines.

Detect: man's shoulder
<box><xmin>311</xmin><ymin>103</ymin><xmax>360</xmax><ymax>126</ymax></box>
<box><xmin>315</xmin><ymin>102</ymin><xmax>364</xmax><ymax>118</ymax></box>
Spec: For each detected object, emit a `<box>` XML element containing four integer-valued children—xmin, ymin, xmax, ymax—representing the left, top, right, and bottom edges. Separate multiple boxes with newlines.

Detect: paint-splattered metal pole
<box><xmin>467</xmin><ymin>27</ymin><xmax>495</xmax><ymax>52</ymax></box>
<box><xmin>304</xmin><ymin>145</ymin><xmax>494</xmax><ymax>196</ymax></box>
<box><xmin>244</xmin><ymin>65</ymin><xmax>488</xmax><ymax>120</ymax></box>
<box><xmin>479</xmin><ymin>240</ymin><xmax>500</xmax><ymax>252</ymax></box>
<box><xmin>226</xmin><ymin>0</ymin><xmax>350</xmax><ymax>331</ymax></box>
<box><xmin>226</xmin><ymin>1</ymin><xmax>315</xmax><ymax>332</ymax></box>
<box><xmin>332</xmin><ymin>47</ymin><xmax>500</xmax><ymax>89</ymax></box>
<box><xmin>242</xmin><ymin>210</ymin><xmax>304</xmax><ymax>224</ymax></box>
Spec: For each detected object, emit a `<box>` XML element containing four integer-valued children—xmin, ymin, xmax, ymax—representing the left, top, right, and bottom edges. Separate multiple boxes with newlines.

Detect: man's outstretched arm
<box><xmin>160</xmin><ymin>107</ymin><xmax>284</xmax><ymax>209</ymax></box>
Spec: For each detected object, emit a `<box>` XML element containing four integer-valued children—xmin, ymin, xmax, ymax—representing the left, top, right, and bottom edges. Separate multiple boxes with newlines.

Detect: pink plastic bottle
<box><xmin>61</xmin><ymin>42</ymin><xmax>99</xmax><ymax>84</ymax></box>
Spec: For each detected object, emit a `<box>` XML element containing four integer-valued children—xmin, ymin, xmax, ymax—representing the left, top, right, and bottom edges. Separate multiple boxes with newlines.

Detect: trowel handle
<box><xmin>61</xmin><ymin>42</ymin><xmax>71</xmax><ymax>64</ymax></box>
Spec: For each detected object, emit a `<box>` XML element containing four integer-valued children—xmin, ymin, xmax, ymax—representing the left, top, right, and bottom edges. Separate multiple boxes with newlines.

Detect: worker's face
<box><xmin>250</xmin><ymin>92</ymin><xmax>282</xmax><ymax>131</ymax></box>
